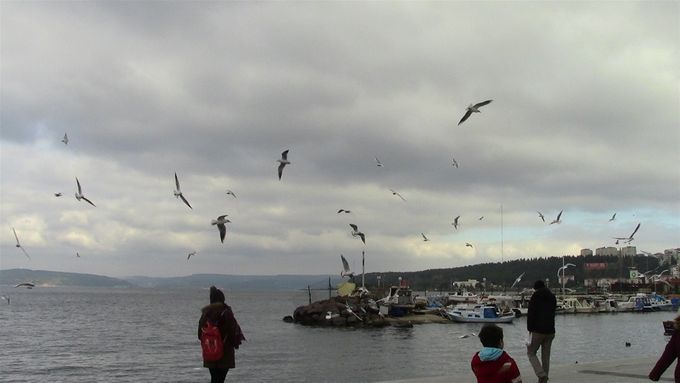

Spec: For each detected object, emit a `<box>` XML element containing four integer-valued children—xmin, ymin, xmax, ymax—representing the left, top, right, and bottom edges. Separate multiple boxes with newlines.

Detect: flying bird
<box><xmin>61</xmin><ymin>133</ymin><xmax>69</xmax><ymax>145</ymax></box>
<box><xmin>375</xmin><ymin>157</ymin><xmax>383</xmax><ymax>167</ymax></box>
<box><xmin>459</xmin><ymin>332</ymin><xmax>477</xmax><ymax>339</ymax></box>
<box><xmin>478</xmin><ymin>216</ymin><xmax>484</xmax><ymax>221</ymax></box>
<box><xmin>277</xmin><ymin>150</ymin><xmax>290</xmax><ymax>180</ymax></box>
<box><xmin>613</xmin><ymin>223</ymin><xmax>641</xmax><ymax>243</ymax></box>
<box><xmin>54</xmin><ymin>192</ymin><xmax>63</xmax><ymax>197</ymax></box>
<box><xmin>337</xmin><ymin>209</ymin><xmax>351</xmax><ymax>214</ymax></box>
<box><xmin>349</xmin><ymin>224</ymin><xmax>366</xmax><ymax>245</ymax></box>
<box><xmin>452</xmin><ymin>216</ymin><xmax>460</xmax><ymax>230</ymax></box>
<box><xmin>451</xmin><ymin>157</ymin><xmax>459</xmax><ymax>168</ymax></box>
<box><xmin>173</xmin><ymin>173</ymin><xmax>192</xmax><ymax>209</ymax></box>
<box><xmin>609</xmin><ymin>213</ymin><xmax>616</xmax><ymax>222</ymax></box>
<box><xmin>389</xmin><ymin>189</ymin><xmax>406</xmax><ymax>201</ymax></box>
<box><xmin>187</xmin><ymin>251</ymin><xmax>197</xmax><ymax>260</ymax></box>
<box><xmin>211</xmin><ymin>215</ymin><xmax>231</xmax><ymax>243</ymax></box>
<box><xmin>465</xmin><ymin>242</ymin><xmax>474</xmax><ymax>248</ymax></box>
<box><xmin>550</xmin><ymin>210</ymin><xmax>563</xmax><ymax>225</ymax></box>
<box><xmin>12</xmin><ymin>228</ymin><xmax>30</xmax><ymax>259</ymax></box>
<box><xmin>226</xmin><ymin>190</ymin><xmax>237</xmax><ymax>199</ymax></box>
<box><xmin>511</xmin><ymin>272</ymin><xmax>525</xmax><ymax>288</ymax></box>
<box><xmin>421</xmin><ymin>233</ymin><xmax>430</xmax><ymax>242</ymax></box>
<box><xmin>340</xmin><ymin>254</ymin><xmax>354</xmax><ymax>278</ymax></box>
<box><xmin>76</xmin><ymin>252</ymin><xmax>80</xmax><ymax>258</ymax></box>
<box><xmin>537</xmin><ymin>211</ymin><xmax>545</xmax><ymax>222</ymax></box>
<box><xmin>15</xmin><ymin>282</ymin><xmax>35</xmax><ymax>289</ymax></box>
<box><xmin>75</xmin><ymin>177</ymin><xmax>96</xmax><ymax>207</ymax></box>
<box><xmin>458</xmin><ymin>100</ymin><xmax>493</xmax><ymax>125</ymax></box>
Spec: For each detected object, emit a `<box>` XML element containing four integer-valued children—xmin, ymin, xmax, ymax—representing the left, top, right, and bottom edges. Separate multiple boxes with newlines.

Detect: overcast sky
<box><xmin>1</xmin><ymin>1</ymin><xmax>678</xmax><ymax>278</ymax></box>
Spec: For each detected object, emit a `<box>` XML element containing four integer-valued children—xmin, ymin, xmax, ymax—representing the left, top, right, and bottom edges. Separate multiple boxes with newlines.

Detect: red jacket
<box><xmin>471</xmin><ymin>351</ymin><xmax>522</xmax><ymax>383</ymax></box>
<box><xmin>649</xmin><ymin>330</ymin><xmax>680</xmax><ymax>381</ymax></box>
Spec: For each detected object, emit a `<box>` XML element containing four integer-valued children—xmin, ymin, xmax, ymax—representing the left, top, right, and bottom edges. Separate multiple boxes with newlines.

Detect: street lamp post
<box><xmin>557</xmin><ymin>257</ymin><xmax>576</xmax><ymax>300</ymax></box>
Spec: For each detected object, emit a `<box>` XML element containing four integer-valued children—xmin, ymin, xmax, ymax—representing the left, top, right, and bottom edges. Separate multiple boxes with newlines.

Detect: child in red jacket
<box><xmin>471</xmin><ymin>324</ymin><xmax>523</xmax><ymax>383</ymax></box>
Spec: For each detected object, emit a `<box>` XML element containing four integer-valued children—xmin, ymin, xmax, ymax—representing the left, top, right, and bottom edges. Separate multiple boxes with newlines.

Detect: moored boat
<box><xmin>443</xmin><ymin>305</ymin><xmax>515</xmax><ymax>323</ymax></box>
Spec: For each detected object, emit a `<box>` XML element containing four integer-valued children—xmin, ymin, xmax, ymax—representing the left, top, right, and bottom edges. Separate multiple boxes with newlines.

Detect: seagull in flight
<box><xmin>15</xmin><ymin>282</ymin><xmax>35</xmax><ymax>289</ymax></box>
<box><xmin>340</xmin><ymin>254</ymin><xmax>354</xmax><ymax>278</ymax></box>
<box><xmin>187</xmin><ymin>251</ymin><xmax>197</xmax><ymax>260</ymax></box>
<box><xmin>225</xmin><ymin>190</ymin><xmax>237</xmax><ymax>199</ymax></box>
<box><xmin>173</xmin><ymin>173</ymin><xmax>192</xmax><ymax>209</ymax></box>
<box><xmin>451</xmin><ymin>157</ymin><xmax>459</xmax><ymax>168</ymax></box>
<box><xmin>609</xmin><ymin>213</ymin><xmax>616</xmax><ymax>222</ymax></box>
<box><xmin>54</xmin><ymin>192</ymin><xmax>63</xmax><ymax>197</ymax></box>
<box><xmin>75</xmin><ymin>177</ymin><xmax>96</xmax><ymax>207</ymax></box>
<box><xmin>389</xmin><ymin>189</ymin><xmax>406</xmax><ymax>201</ymax></box>
<box><xmin>537</xmin><ymin>211</ymin><xmax>545</xmax><ymax>223</ymax></box>
<box><xmin>458</xmin><ymin>99</ymin><xmax>493</xmax><ymax>125</ymax></box>
<box><xmin>12</xmin><ymin>228</ymin><xmax>30</xmax><ymax>259</ymax></box>
<box><xmin>459</xmin><ymin>332</ymin><xmax>477</xmax><ymax>339</ymax></box>
<box><xmin>76</xmin><ymin>252</ymin><xmax>81</xmax><ymax>258</ymax></box>
<box><xmin>375</xmin><ymin>157</ymin><xmax>384</xmax><ymax>167</ymax></box>
<box><xmin>613</xmin><ymin>223</ymin><xmax>641</xmax><ymax>244</ymax></box>
<box><xmin>349</xmin><ymin>224</ymin><xmax>366</xmax><ymax>245</ymax></box>
<box><xmin>337</xmin><ymin>209</ymin><xmax>351</xmax><ymax>214</ymax></box>
<box><xmin>511</xmin><ymin>272</ymin><xmax>525</xmax><ymax>288</ymax></box>
<box><xmin>211</xmin><ymin>215</ymin><xmax>231</xmax><ymax>243</ymax></box>
<box><xmin>421</xmin><ymin>233</ymin><xmax>430</xmax><ymax>242</ymax></box>
<box><xmin>465</xmin><ymin>242</ymin><xmax>474</xmax><ymax>248</ymax></box>
<box><xmin>452</xmin><ymin>216</ymin><xmax>460</xmax><ymax>230</ymax></box>
<box><xmin>478</xmin><ymin>216</ymin><xmax>484</xmax><ymax>221</ymax></box>
<box><xmin>277</xmin><ymin>150</ymin><xmax>290</xmax><ymax>180</ymax></box>
<box><xmin>61</xmin><ymin>133</ymin><xmax>69</xmax><ymax>145</ymax></box>
<box><xmin>550</xmin><ymin>210</ymin><xmax>563</xmax><ymax>225</ymax></box>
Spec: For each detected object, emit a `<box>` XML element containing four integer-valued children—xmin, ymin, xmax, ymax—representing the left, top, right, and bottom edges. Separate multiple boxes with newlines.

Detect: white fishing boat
<box><xmin>443</xmin><ymin>305</ymin><xmax>515</xmax><ymax>323</ymax></box>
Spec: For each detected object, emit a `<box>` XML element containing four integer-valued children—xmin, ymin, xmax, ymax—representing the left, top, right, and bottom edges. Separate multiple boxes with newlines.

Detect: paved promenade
<box><xmin>380</xmin><ymin>357</ymin><xmax>673</xmax><ymax>382</ymax></box>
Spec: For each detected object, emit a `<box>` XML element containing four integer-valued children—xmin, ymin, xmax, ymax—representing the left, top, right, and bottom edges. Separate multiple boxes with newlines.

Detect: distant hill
<box><xmin>0</xmin><ymin>269</ymin><xmax>133</xmax><ymax>287</ymax></box>
<box><xmin>124</xmin><ymin>274</ymin><xmax>345</xmax><ymax>290</ymax></box>
<box><xmin>0</xmin><ymin>254</ymin><xmax>660</xmax><ymax>290</ymax></box>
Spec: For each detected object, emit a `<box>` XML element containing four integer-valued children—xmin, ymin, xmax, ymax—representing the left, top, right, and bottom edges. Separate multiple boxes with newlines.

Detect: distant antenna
<box><xmin>362</xmin><ymin>251</ymin><xmax>365</xmax><ymax>290</ymax></box>
<box><xmin>501</xmin><ymin>204</ymin><xmax>504</xmax><ymax>264</ymax></box>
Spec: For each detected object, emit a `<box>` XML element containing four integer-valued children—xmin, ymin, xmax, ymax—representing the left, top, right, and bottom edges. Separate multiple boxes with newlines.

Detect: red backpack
<box><xmin>200</xmin><ymin>320</ymin><xmax>224</xmax><ymax>362</ymax></box>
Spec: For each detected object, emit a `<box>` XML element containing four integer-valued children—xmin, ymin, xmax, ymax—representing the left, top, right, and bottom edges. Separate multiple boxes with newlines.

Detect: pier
<box><xmin>379</xmin><ymin>357</ymin><xmax>669</xmax><ymax>382</ymax></box>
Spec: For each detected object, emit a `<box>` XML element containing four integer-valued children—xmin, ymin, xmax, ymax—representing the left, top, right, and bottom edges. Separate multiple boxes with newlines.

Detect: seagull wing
<box><xmin>538</xmin><ymin>211</ymin><xmax>545</xmax><ymax>222</ymax></box>
<box><xmin>556</xmin><ymin>210</ymin><xmax>563</xmax><ymax>221</ymax></box>
<box><xmin>349</xmin><ymin>223</ymin><xmax>358</xmax><ymax>232</ymax></box>
<box><xmin>421</xmin><ymin>233</ymin><xmax>428</xmax><ymax>241</ymax></box>
<box><xmin>217</xmin><ymin>223</ymin><xmax>226</xmax><ymax>243</ymax></box>
<box><xmin>358</xmin><ymin>233</ymin><xmax>366</xmax><ymax>244</ymax></box>
<box><xmin>629</xmin><ymin>223</ymin><xmax>641</xmax><ymax>238</ymax></box>
<box><xmin>341</xmin><ymin>254</ymin><xmax>351</xmax><ymax>273</ymax></box>
<box><xmin>174</xmin><ymin>173</ymin><xmax>181</xmax><ymax>191</ymax></box>
<box><xmin>458</xmin><ymin>110</ymin><xmax>472</xmax><ymax>125</ymax></box>
<box><xmin>19</xmin><ymin>245</ymin><xmax>30</xmax><ymax>259</ymax></box>
<box><xmin>179</xmin><ymin>194</ymin><xmax>192</xmax><ymax>209</ymax></box>
<box><xmin>217</xmin><ymin>214</ymin><xmax>229</xmax><ymax>221</ymax></box>
<box><xmin>473</xmin><ymin>100</ymin><xmax>493</xmax><ymax>108</ymax></box>
<box><xmin>76</xmin><ymin>177</ymin><xmax>82</xmax><ymax>194</ymax></box>
<box><xmin>281</xmin><ymin>149</ymin><xmax>289</xmax><ymax>160</ymax></box>
<box><xmin>12</xmin><ymin>228</ymin><xmax>20</xmax><ymax>246</ymax></box>
<box><xmin>278</xmin><ymin>163</ymin><xmax>286</xmax><ymax>180</ymax></box>
<box><xmin>81</xmin><ymin>196</ymin><xmax>97</xmax><ymax>207</ymax></box>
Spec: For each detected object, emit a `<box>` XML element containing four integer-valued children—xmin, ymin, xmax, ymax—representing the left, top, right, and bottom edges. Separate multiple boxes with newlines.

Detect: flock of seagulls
<box><xmin>8</xmin><ymin>96</ymin><xmax>646</xmax><ymax>287</ymax></box>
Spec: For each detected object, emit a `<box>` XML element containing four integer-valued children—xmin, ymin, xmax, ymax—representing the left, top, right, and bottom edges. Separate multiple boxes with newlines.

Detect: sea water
<box><xmin>0</xmin><ymin>287</ymin><xmax>671</xmax><ymax>382</ymax></box>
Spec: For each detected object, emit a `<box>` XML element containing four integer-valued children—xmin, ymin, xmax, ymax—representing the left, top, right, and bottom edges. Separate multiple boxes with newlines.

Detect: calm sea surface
<box><xmin>0</xmin><ymin>286</ymin><xmax>673</xmax><ymax>382</ymax></box>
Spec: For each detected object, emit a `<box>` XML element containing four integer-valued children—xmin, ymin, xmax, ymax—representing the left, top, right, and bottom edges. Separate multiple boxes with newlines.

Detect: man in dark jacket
<box><xmin>526</xmin><ymin>280</ymin><xmax>556</xmax><ymax>383</ymax></box>
<box><xmin>198</xmin><ymin>286</ymin><xmax>245</xmax><ymax>383</ymax></box>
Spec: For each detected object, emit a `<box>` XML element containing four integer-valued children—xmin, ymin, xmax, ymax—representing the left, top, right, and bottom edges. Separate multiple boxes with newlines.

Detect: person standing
<box><xmin>649</xmin><ymin>314</ymin><xmax>680</xmax><ymax>381</ymax></box>
<box><xmin>526</xmin><ymin>280</ymin><xmax>556</xmax><ymax>383</ymax></box>
<box><xmin>198</xmin><ymin>286</ymin><xmax>245</xmax><ymax>383</ymax></box>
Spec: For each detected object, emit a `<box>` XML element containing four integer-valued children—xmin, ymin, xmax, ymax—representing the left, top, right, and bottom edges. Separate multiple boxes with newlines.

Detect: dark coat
<box><xmin>198</xmin><ymin>303</ymin><xmax>243</xmax><ymax>369</ymax></box>
<box><xmin>527</xmin><ymin>287</ymin><xmax>557</xmax><ymax>334</ymax></box>
<box><xmin>649</xmin><ymin>330</ymin><xmax>680</xmax><ymax>381</ymax></box>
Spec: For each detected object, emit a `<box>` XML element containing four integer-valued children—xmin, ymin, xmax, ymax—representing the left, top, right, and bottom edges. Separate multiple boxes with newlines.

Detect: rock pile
<box><xmin>289</xmin><ymin>296</ymin><xmax>389</xmax><ymax>327</ymax></box>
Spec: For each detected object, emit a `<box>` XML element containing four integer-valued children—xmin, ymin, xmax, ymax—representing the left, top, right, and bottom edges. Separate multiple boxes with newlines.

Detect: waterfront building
<box><xmin>596</xmin><ymin>246</ymin><xmax>618</xmax><ymax>256</ymax></box>
<box><xmin>621</xmin><ymin>246</ymin><xmax>636</xmax><ymax>256</ymax></box>
<box><xmin>580</xmin><ymin>248</ymin><xmax>593</xmax><ymax>256</ymax></box>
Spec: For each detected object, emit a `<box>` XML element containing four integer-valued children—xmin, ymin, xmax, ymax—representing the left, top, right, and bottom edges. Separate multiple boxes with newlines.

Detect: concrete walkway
<box><xmin>379</xmin><ymin>357</ymin><xmax>674</xmax><ymax>382</ymax></box>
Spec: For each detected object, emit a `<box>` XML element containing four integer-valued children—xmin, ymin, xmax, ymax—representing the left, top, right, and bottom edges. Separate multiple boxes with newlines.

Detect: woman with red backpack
<box><xmin>198</xmin><ymin>286</ymin><xmax>245</xmax><ymax>383</ymax></box>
